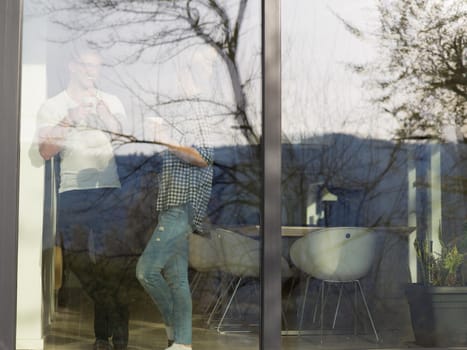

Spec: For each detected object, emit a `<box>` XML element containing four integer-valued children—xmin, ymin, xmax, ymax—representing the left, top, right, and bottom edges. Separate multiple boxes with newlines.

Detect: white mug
<box><xmin>144</xmin><ymin>116</ymin><xmax>172</xmax><ymax>143</ymax></box>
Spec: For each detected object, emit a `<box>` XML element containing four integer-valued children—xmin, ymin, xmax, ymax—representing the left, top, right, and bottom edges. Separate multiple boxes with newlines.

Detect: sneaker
<box><xmin>93</xmin><ymin>339</ymin><xmax>113</xmax><ymax>350</ymax></box>
<box><xmin>166</xmin><ymin>344</ymin><xmax>191</xmax><ymax>350</ymax></box>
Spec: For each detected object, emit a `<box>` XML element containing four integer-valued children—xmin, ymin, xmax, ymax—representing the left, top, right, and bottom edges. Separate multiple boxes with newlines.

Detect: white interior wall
<box><xmin>16</xmin><ymin>13</ymin><xmax>47</xmax><ymax>350</ymax></box>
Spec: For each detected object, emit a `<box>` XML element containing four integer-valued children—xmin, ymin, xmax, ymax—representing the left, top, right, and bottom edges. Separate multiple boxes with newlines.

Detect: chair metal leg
<box><xmin>307</xmin><ymin>280</ymin><xmax>379</xmax><ymax>343</ymax></box>
<box><xmin>356</xmin><ymin>280</ymin><xmax>379</xmax><ymax>342</ymax></box>
<box><xmin>332</xmin><ymin>284</ymin><xmax>344</xmax><ymax>329</ymax></box>
<box><xmin>203</xmin><ymin>272</ymin><xmax>226</xmax><ymax>314</ymax></box>
<box><xmin>282</xmin><ymin>274</ymin><xmax>299</xmax><ymax>333</ymax></box>
<box><xmin>206</xmin><ymin>274</ymin><xmax>236</xmax><ymax>326</ymax></box>
<box><xmin>312</xmin><ymin>280</ymin><xmax>324</xmax><ymax>324</ymax></box>
<box><xmin>320</xmin><ymin>280</ymin><xmax>326</xmax><ymax>344</ymax></box>
<box><xmin>283</xmin><ymin>274</ymin><xmax>299</xmax><ymax>315</ymax></box>
<box><xmin>281</xmin><ymin>308</ymin><xmax>289</xmax><ymax>333</ymax></box>
<box><xmin>190</xmin><ymin>271</ymin><xmax>201</xmax><ymax>294</ymax></box>
<box><xmin>297</xmin><ymin>275</ymin><xmax>311</xmax><ymax>336</ymax></box>
<box><xmin>309</xmin><ymin>279</ymin><xmax>327</xmax><ymax>343</ymax></box>
<box><xmin>216</xmin><ymin>277</ymin><xmax>243</xmax><ymax>333</ymax></box>
<box><xmin>353</xmin><ymin>281</ymin><xmax>358</xmax><ymax>335</ymax></box>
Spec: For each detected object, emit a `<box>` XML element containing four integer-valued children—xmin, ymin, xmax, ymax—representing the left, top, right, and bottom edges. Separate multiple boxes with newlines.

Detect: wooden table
<box><xmin>227</xmin><ymin>225</ymin><xmax>416</xmax><ymax>237</ymax></box>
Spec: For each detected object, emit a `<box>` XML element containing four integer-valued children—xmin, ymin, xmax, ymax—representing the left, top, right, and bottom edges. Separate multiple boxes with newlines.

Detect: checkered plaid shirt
<box><xmin>156</xmin><ymin>117</ymin><xmax>213</xmax><ymax>232</ymax></box>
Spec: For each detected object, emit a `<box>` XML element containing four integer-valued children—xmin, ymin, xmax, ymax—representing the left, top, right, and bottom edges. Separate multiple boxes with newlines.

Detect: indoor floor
<box><xmin>43</xmin><ymin>285</ymin><xmax>467</xmax><ymax>350</ymax></box>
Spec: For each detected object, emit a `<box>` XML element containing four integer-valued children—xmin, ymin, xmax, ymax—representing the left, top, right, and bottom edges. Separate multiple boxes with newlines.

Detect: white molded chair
<box><xmin>208</xmin><ymin>228</ymin><xmax>260</xmax><ymax>332</ymax></box>
<box><xmin>188</xmin><ymin>233</ymin><xmax>220</xmax><ymax>294</ymax></box>
<box><xmin>290</xmin><ymin>227</ymin><xmax>379</xmax><ymax>342</ymax></box>
<box><xmin>208</xmin><ymin>227</ymin><xmax>292</xmax><ymax>333</ymax></box>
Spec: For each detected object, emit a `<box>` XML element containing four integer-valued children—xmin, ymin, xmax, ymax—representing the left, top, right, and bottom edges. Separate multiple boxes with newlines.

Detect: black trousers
<box><xmin>64</xmin><ymin>251</ymin><xmax>138</xmax><ymax>346</ymax></box>
<box><xmin>58</xmin><ymin>188</ymin><xmax>138</xmax><ymax>347</ymax></box>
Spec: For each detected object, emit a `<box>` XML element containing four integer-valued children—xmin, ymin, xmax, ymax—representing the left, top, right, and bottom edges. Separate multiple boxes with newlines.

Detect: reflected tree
<box><xmin>336</xmin><ymin>0</ymin><xmax>467</xmax><ymax>292</ymax></box>
<box><xmin>35</xmin><ymin>0</ymin><xmax>260</xmax><ymax>146</ymax></box>
<box><xmin>339</xmin><ymin>0</ymin><xmax>466</xmax><ymax>139</ymax></box>
<box><xmin>30</xmin><ymin>0</ymin><xmax>263</xmax><ymax>227</ymax></box>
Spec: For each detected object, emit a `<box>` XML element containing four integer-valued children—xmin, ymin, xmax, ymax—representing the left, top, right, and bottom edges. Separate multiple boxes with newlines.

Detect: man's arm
<box><xmin>37</xmin><ymin>101</ymin><xmax>93</xmax><ymax>160</ymax></box>
<box><xmin>37</xmin><ymin>118</ymin><xmax>71</xmax><ymax>161</ymax></box>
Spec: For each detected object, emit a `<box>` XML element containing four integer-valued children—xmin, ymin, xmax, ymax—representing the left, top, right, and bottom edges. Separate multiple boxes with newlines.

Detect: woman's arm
<box><xmin>166</xmin><ymin>144</ymin><xmax>209</xmax><ymax>167</ymax></box>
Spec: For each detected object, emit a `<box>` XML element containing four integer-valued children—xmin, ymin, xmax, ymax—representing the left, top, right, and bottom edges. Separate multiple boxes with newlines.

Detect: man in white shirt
<box><xmin>37</xmin><ymin>45</ymin><xmax>130</xmax><ymax>350</ymax></box>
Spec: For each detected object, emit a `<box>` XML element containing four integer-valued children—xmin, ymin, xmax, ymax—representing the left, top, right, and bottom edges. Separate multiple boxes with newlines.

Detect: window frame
<box><xmin>0</xmin><ymin>0</ymin><xmax>23</xmax><ymax>348</ymax></box>
<box><xmin>261</xmin><ymin>1</ymin><xmax>282</xmax><ymax>350</ymax></box>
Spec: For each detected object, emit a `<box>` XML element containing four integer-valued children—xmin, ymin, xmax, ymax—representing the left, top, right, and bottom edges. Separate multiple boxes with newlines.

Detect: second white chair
<box><xmin>289</xmin><ymin>227</ymin><xmax>379</xmax><ymax>342</ymax></box>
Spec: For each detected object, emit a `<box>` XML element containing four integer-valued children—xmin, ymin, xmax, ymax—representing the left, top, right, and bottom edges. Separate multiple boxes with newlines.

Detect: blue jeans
<box><xmin>136</xmin><ymin>205</ymin><xmax>192</xmax><ymax>345</ymax></box>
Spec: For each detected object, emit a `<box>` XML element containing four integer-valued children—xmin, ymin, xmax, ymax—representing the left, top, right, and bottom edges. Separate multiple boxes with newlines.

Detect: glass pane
<box><xmin>18</xmin><ymin>1</ymin><xmax>262</xmax><ymax>349</ymax></box>
<box><xmin>282</xmin><ymin>0</ymin><xmax>467</xmax><ymax>349</ymax></box>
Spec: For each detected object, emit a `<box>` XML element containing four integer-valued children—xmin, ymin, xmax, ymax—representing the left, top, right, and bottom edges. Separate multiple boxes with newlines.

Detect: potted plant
<box><xmin>406</xmin><ymin>235</ymin><xmax>467</xmax><ymax>347</ymax></box>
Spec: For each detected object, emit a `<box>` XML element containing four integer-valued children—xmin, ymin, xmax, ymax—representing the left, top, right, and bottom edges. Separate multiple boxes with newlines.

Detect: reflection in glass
<box><xmin>20</xmin><ymin>1</ymin><xmax>261</xmax><ymax>349</ymax></box>
<box><xmin>36</xmin><ymin>46</ymin><xmax>133</xmax><ymax>350</ymax></box>
<box><xmin>282</xmin><ymin>0</ymin><xmax>467</xmax><ymax>349</ymax></box>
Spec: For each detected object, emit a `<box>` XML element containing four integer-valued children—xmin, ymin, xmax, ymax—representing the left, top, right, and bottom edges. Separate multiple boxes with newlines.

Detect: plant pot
<box><xmin>406</xmin><ymin>283</ymin><xmax>467</xmax><ymax>347</ymax></box>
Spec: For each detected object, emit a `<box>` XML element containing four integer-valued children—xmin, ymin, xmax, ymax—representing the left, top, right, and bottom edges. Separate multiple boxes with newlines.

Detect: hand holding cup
<box><xmin>145</xmin><ymin>117</ymin><xmax>176</xmax><ymax>146</ymax></box>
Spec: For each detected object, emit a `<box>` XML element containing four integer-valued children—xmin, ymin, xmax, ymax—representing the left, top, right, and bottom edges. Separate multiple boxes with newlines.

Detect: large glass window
<box><xmin>13</xmin><ymin>0</ymin><xmax>467</xmax><ymax>349</ymax></box>
<box><xmin>281</xmin><ymin>0</ymin><xmax>467</xmax><ymax>349</ymax></box>
<box><xmin>18</xmin><ymin>1</ymin><xmax>262</xmax><ymax>349</ymax></box>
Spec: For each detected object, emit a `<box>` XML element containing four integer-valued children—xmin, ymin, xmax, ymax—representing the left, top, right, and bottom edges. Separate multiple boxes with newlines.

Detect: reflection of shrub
<box><xmin>414</xmin><ymin>238</ymin><xmax>464</xmax><ymax>287</ymax></box>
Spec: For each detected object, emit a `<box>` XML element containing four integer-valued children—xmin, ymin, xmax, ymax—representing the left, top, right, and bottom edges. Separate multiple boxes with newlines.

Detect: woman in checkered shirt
<box><xmin>136</xmin><ymin>114</ymin><xmax>213</xmax><ymax>350</ymax></box>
